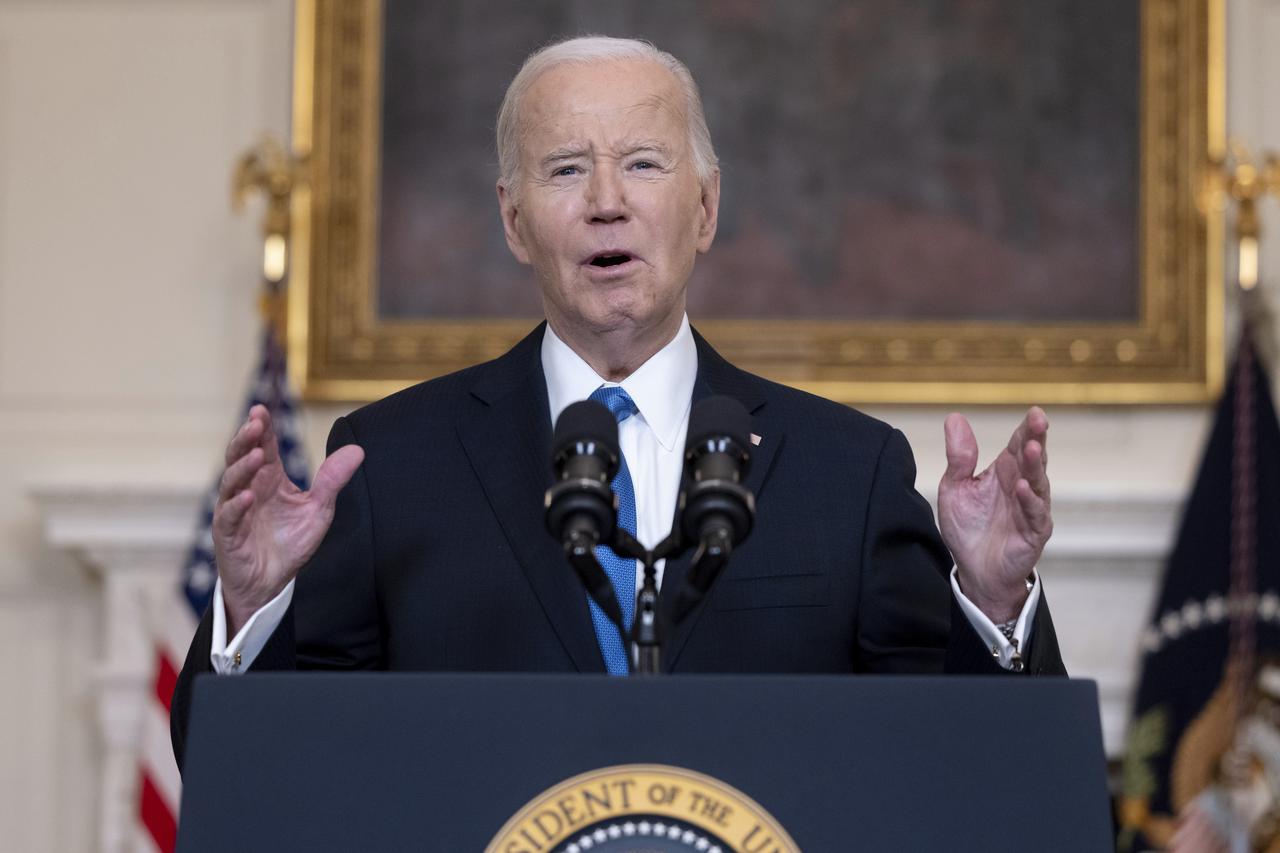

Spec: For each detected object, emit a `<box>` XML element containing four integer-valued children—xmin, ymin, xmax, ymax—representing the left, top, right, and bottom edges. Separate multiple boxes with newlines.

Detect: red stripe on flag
<box><xmin>153</xmin><ymin>651</ymin><xmax>178</xmax><ymax>714</ymax></box>
<box><xmin>140</xmin><ymin>772</ymin><xmax>177</xmax><ymax>853</ymax></box>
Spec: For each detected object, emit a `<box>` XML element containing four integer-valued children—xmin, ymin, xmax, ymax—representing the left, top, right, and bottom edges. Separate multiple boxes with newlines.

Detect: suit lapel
<box><xmin>660</xmin><ymin>329</ymin><xmax>784</xmax><ymax>670</ymax></box>
<box><xmin>455</xmin><ymin>325</ymin><xmax>604</xmax><ymax>673</ymax></box>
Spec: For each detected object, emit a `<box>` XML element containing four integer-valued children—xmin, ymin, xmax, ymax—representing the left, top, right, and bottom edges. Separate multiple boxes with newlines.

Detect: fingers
<box><xmin>1013</xmin><ymin>478</ymin><xmax>1053</xmax><ymax>538</ymax></box>
<box><xmin>1001</xmin><ymin>406</ymin><xmax>1050</xmax><ymax>504</ymax></box>
<box><xmin>223</xmin><ymin>404</ymin><xmax>283</xmax><ymax>466</ymax></box>
<box><xmin>224</xmin><ymin>406</ymin><xmax>267</xmax><ymax>468</ymax></box>
<box><xmin>256</xmin><ymin>405</ymin><xmax>282</xmax><ymax>466</ymax></box>
<box><xmin>941</xmin><ymin>413</ymin><xmax>979</xmax><ymax>483</ymax></box>
<box><xmin>1017</xmin><ymin>435</ymin><xmax>1050</xmax><ymax>503</ymax></box>
<box><xmin>1007</xmin><ymin>405</ymin><xmax>1049</xmax><ymax>467</ymax></box>
<box><xmin>219</xmin><ymin>446</ymin><xmax>266</xmax><ymax>501</ymax></box>
<box><xmin>310</xmin><ymin>445</ymin><xmax>365</xmax><ymax>510</ymax></box>
<box><xmin>213</xmin><ymin>489</ymin><xmax>254</xmax><ymax>538</ymax></box>
<box><xmin>216</xmin><ymin>406</ymin><xmax>279</xmax><ymax>534</ymax></box>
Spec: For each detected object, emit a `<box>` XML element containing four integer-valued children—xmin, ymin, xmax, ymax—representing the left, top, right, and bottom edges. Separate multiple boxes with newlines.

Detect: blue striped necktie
<box><xmin>588</xmin><ymin>385</ymin><xmax>638</xmax><ymax>675</ymax></box>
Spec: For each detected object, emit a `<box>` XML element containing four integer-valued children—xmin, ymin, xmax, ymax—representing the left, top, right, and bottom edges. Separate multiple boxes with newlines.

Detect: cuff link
<box><xmin>992</xmin><ymin>637</ymin><xmax>1026</xmax><ymax>673</ymax></box>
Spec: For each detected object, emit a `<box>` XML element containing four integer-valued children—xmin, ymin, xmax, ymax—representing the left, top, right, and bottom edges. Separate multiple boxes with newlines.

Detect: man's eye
<box><xmin>631</xmin><ymin>160</ymin><xmax>656</xmax><ymax>170</ymax></box>
<box><xmin>553</xmin><ymin>165</ymin><xmax>580</xmax><ymax>177</ymax></box>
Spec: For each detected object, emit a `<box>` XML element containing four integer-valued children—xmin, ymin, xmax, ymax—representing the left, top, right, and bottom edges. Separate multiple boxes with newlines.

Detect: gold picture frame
<box><xmin>287</xmin><ymin>0</ymin><xmax>1224</xmax><ymax>405</ymax></box>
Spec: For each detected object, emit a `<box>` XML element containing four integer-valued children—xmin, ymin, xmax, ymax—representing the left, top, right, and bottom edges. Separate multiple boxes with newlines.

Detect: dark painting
<box><xmin>377</xmin><ymin>0</ymin><xmax>1138</xmax><ymax>323</ymax></box>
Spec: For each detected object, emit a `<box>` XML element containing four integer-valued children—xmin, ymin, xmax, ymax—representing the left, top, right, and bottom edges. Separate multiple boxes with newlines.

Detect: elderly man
<box><xmin>172</xmin><ymin>36</ymin><xmax>1062</xmax><ymax>763</ymax></box>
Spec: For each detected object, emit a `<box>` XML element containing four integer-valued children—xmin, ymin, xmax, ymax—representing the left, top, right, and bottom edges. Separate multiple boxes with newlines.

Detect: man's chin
<box><xmin>584</xmin><ymin>304</ymin><xmax>680</xmax><ymax>336</ymax></box>
<box><xmin>549</xmin><ymin>303</ymin><xmax>682</xmax><ymax>345</ymax></box>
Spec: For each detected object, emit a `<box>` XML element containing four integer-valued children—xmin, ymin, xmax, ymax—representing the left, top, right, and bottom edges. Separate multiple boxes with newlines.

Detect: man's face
<box><xmin>498</xmin><ymin>59</ymin><xmax>719</xmax><ymax>345</ymax></box>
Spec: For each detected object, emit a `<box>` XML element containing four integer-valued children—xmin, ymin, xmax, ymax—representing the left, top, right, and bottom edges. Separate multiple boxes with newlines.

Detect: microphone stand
<box><xmin>563</xmin><ymin>529</ymin><xmax>629</xmax><ymax>646</ymax></box>
<box><xmin>608</xmin><ymin>529</ymin><xmax>676</xmax><ymax>676</ymax></box>
<box><xmin>562</xmin><ymin>525</ymin><xmax>683</xmax><ymax>677</ymax></box>
<box><xmin>668</xmin><ymin>526</ymin><xmax>733</xmax><ymax>626</ymax></box>
<box><xmin>564</xmin><ymin>520</ymin><xmax>741</xmax><ymax>676</ymax></box>
<box><xmin>557</xmin><ymin>507</ymin><xmax>745</xmax><ymax>677</ymax></box>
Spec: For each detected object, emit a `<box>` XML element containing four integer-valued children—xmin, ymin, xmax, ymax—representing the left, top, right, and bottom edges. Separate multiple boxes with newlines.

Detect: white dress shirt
<box><xmin>541</xmin><ymin>315</ymin><xmax>697</xmax><ymax>592</ymax></box>
<box><xmin>211</xmin><ymin>315</ymin><xmax>1038</xmax><ymax>673</ymax></box>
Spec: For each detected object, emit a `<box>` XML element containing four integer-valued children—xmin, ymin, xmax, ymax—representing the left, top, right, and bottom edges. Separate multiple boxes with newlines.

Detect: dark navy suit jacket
<box><xmin>172</xmin><ymin>324</ymin><xmax>1064</xmax><ymax>767</ymax></box>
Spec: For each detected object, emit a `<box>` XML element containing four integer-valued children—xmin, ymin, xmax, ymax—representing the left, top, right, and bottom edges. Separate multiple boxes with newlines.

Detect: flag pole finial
<box><xmin>1205</xmin><ymin>140</ymin><xmax>1280</xmax><ymax>293</ymax></box>
<box><xmin>1205</xmin><ymin>140</ymin><xmax>1280</xmax><ymax>376</ymax></box>
<box><xmin>232</xmin><ymin>135</ymin><xmax>305</xmax><ymax>343</ymax></box>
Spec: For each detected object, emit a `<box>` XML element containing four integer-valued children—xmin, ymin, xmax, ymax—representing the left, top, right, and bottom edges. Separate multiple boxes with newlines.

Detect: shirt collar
<box><xmin>541</xmin><ymin>315</ymin><xmax>697</xmax><ymax>452</ymax></box>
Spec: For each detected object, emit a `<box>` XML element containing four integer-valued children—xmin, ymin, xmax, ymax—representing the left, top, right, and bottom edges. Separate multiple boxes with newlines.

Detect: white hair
<box><xmin>495</xmin><ymin>35</ymin><xmax>719</xmax><ymax>196</ymax></box>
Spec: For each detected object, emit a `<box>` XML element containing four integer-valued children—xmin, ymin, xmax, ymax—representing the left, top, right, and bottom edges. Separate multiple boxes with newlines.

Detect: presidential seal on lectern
<box><xmin>486</xmin><ymin>764</ymin><xmax>798</xmax><ymax>853</ymax></box>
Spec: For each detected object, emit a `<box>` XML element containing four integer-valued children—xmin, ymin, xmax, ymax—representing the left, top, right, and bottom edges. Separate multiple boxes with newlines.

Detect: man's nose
<box><xmin>586</xmin><ymin>166</ymin><xmax>627</xmax><ymax>223</ymax></box>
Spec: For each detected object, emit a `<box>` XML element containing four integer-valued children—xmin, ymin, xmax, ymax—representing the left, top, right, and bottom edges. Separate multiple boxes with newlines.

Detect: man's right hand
<box><xmin>215</xmin><ymin>405</ymin><xmax>365</xmax><ymax>636</ymax></box>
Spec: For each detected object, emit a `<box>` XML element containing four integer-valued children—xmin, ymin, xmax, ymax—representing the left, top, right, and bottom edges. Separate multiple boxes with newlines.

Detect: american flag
<box><xmin>137</xmin><ymin>323</ymin><xmax>309</xmax><ymax>852</ymax></box>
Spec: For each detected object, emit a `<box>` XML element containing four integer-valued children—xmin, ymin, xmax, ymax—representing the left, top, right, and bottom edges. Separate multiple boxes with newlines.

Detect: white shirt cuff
<box><xmin>209</xmin><ymin>577</ymin><xmax>295</xmax><ymax>674</ymax></box>
<box><xmin>950</xmin><ymin>567</ymin><xmax>1041</xmax><ymax>671</ymax></box>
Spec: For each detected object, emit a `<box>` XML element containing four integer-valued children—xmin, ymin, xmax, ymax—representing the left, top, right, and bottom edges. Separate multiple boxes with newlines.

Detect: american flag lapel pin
<box><xmin>750</xmin><ymin>433</ymin><xmax>762</xmax><ymax>447</ymax></box>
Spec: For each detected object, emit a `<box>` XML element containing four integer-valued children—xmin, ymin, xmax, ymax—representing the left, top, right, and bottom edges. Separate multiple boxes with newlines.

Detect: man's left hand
<box><xmin>937</xmin><ymin>407</ymin><xmax>1052</xmax><ymax>624</ymax></box>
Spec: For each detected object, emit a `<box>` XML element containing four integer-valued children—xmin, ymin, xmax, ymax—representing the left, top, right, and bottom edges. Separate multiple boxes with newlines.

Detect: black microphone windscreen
<box><xmin>553</xmin><ymin>399</ymin><xmax>620</xmax><ymax>457</ymax></box>
<box><xmin>688</xmin><ymin>395</ymin><xmax>751</xmax><ymax>448</ymax></box>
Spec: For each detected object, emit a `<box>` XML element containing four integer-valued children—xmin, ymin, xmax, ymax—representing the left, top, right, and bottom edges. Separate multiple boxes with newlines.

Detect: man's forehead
<box><xmin>521</xmin><ymin>59</ymin><xmax>685</xmax><ymax>128</ymax></box>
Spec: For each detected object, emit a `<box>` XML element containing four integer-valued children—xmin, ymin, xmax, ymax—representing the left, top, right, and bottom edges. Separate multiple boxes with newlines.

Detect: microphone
<box><xmin>670</xmin><ymin>396</ymin><xmax>756</xmax><ymax>626</ymax></box>
<box><xmin>544</xmin><ymin>400</ymin><xmax>627</xmax><ymax>633</ymax></box>
<box><xmin>545</xmin><ymin>400</ymin><xmax>620</xmax><ymax>545</ymax></box>
<box><xmin>680</xmin><ymin>395</ymin><xmax>755</xmax><ymax>552</ymax></box>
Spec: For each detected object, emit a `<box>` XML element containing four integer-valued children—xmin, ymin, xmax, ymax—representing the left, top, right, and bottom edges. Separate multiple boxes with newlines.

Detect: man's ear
<box><xmin>497</xmin><ymin>181</ymin><xmax>531</xmax><ymax>265</ymax></box>
<box><xmin>695</xmin><ymin>169</ymin><xmax>721</xmax><ymax>254</ymax></box>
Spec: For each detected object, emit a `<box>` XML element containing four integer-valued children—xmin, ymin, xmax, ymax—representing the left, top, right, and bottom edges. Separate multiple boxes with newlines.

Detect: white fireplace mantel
<box><xmin>31</xmin><ymin>481</ymin><xmax>204</xmax><ymax>853</ymax></box>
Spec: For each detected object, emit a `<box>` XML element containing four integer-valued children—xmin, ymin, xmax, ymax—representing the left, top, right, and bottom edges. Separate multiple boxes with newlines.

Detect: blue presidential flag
<box><xmin>1119</xmin><ymin>326</ymin><xmax>1280</xmax><ymax>851</ymax></box>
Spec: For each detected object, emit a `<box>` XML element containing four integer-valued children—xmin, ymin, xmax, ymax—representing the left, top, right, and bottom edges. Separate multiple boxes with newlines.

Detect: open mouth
<box><xmin>589</xmin><ymin>253</ymin><xmax>633</xmax><ymax>268</ymax></box>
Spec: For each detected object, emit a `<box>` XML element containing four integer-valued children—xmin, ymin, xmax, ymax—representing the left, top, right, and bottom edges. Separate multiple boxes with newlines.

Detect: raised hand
<box><xmin>936</xmin><ymin>407</ymin><xmax>1052</xmax><ymax>623</ymax></box>
<box><xmin>214</xmin><ymin>405</ymin><xmax>364</xmax><ymax>635</ymax></box>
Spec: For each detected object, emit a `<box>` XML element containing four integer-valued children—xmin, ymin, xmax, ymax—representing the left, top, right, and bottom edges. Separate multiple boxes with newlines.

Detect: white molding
<box><xmin>1041</xmin><ymin>488</ymin><xmax>1180</xmax><ymax>563</ymax></box>
<box><xmin>33</xmin><ymin>482</ymin><xmax>203</xmax><ymax>553</ymax></box>
<box><xmin>31</xmin><ymin>478</ymin><xmax>1180</xmax><ymax>810</ymax></box>
<box><xmin>31</xmin><ymin>481</ymin><xmax>202</xmax><ymax>853</ymax></box>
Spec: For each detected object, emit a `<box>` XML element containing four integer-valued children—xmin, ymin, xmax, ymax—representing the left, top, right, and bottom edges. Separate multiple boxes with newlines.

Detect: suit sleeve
<box><xmin>170</xmin><ymin>415</ymin><xmax>383</xmax><ymax>771</ymax></box>
<box><xmin>855</xmin><ymin>428</ymin><xmax>1066</xmax><ymax>676</ymax></box>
